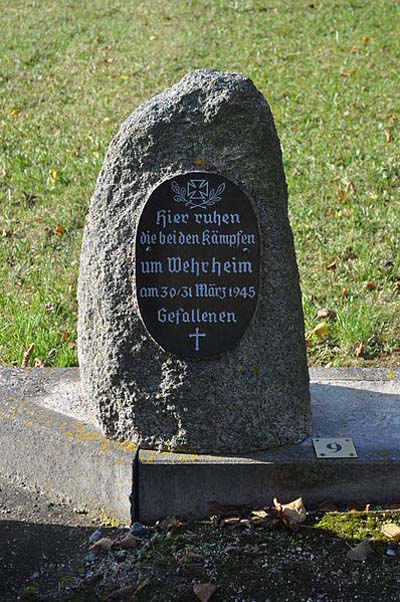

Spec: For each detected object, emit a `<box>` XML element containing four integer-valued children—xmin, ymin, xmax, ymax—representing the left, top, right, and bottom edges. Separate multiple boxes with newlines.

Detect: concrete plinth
<box><xmin>0</xmin><ymin>368</ymin><xmax>399</xmax><ymax>522</ymax></box>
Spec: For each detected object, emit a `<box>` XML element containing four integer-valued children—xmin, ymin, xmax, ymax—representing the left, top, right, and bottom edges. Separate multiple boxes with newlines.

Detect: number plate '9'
<box><xmin>312</xmin><ymin>438</ymin><xmax>358</xmax><ymax>458</ymax></box>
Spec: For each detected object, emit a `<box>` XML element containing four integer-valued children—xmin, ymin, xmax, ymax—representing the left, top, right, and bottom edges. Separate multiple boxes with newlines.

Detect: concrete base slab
<box><xmin>139</xmin><ymin>367</ymin><xmax>400</xmax><ymax>520</ymax></box>
<box><xmin>0</xmin><ymin>369</ymin><xmax>135</xmax><ymax>525</ymax></box>
<box><xmin>1</xmin><ymin>367</ymin><xmax>400</xmax><ymax>522</ymax></box>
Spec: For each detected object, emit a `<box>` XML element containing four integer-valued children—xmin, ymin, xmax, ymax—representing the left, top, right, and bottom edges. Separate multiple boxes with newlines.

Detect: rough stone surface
<box><xmin>78</xmin><ymin>69</ymin><xmax>310</xmax><ymax>453</ymax></box>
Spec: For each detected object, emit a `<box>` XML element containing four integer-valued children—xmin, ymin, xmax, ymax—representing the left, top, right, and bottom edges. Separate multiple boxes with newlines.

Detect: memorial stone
<box><xmin>78</xmin><ymin>69</ymin><xmax>311</xmax><ymax>453</ymax></box>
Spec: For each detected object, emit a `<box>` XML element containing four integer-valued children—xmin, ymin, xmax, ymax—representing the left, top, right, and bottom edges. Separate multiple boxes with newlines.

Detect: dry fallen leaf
<box><xmin>346</xmin><ymin>180</ymin><xmax>356</xmax><ymax>194</ymax></box>
<box><xmin>317</xmin><ymin>308</ymin><xmax>337</xmax><ymax>320</ymax></box>
<box><xmin>382</xmin><ymin>522</ymin><xmax>400</xmax><ymax>541</ymax></box>
<box><xmin>158</xmin><ymin>516</ymin><xmax>186</xmax><ymax>530</ymax></box>
<box><xmin>34</xmin><ymin>358</ymin><xmax>46</xmax><ymax>368</ymax></box>
<box><xmin>221</xmin><ymin>516</ymin><xmax>241</xmax><ymax>526</ymax></box>
<box><xmin>90</xmin><ymin>537</ymin><xmax>114</xmax><ymax>554</ymax></box>
<box><xmin>342</xmin><ymin>288</ymin><xmax>349</xmax><ymax>298</ymax></box>
<box><xmin>385</xmin><ymin>129</ymin><xmax>393</xmax><ymax>142</ymax></box>
<box><xmin>193</xmin><ymin>583</ymin><xmax>217</xmax><ymax>602</ymax></box>
<box><xmin>210</xmin><ymin>514</ymin><xmax>219</xmax><ymax>527</ymax></box>
<box><xmin>273</xmin><ymin>497</ymin><xmax>307</xmax><ymax>531</ymax></box>
<box><xmin>313</xmin><ymin>322</ymin><xmax>329</xmax><ymax>338</ymax></box>
<box><xmin>55</xmin><ymin>225</ymin><xmax>65</xmax><ymax>235</ymax></box>
<box><xmin>326</xmin><ymin>260</ymin><xmax>337</xmax><ymax>271</ymax></box>
<box><xmin>115</xmin><ymin>533</ymin><xmax>140</xmax><ymax>550</ymax></box>
<box><xmin>347</xmin><ymin>539</ymin><xmax>374</xmax><ymax>561</ymax></box>
<box><xmin>50</xmin><ymin>168</ymin><xmax>57</xmax><ymax>183</ymax></box>
<box><xmin>356</xmin><ymin>343</ymin><xmax>365</xmax><ymax>358</ymax></box>
<box><xmin>251</xmin><ymin>510</ymin><xmax>279</xmax><ymax>528</ymax></box>
<box><xmin>364</xmin><ymin>280</ymin><xmax>377</xmax><ymax>290</ymax></box>
<box><xmin>393</xmin><ymin>282</ymin><xmax>400</xmax><ymax>292</ymax></box>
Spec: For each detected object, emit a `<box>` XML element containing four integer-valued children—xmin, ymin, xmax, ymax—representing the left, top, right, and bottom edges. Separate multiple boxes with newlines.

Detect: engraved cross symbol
<box><xmin>188</xmin><ymin>328</ymin><xmax>206</xmax><ymax>352</ymax></box>
<box><xmin>187</xmin><ymin>179</ymin><xmax>208</xmax><ymax>201</ymax></box>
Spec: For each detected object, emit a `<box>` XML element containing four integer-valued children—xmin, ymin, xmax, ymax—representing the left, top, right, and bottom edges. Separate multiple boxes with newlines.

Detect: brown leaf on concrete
<box><xmin>22</xmin><ymin>343</ymin><xmax>34</xmax><ymax>367</ymax></box>
<box><xmin>347</xmin><ymin>539</ymin><xmax>375</xmax><ymax>561</ymax></box>
<box><xmin>90</xmin><ymin>537</ymin><xmax>114</xmax><ymax>554</ymax></box>
<box><xmin>193</xmin><ymin>583</ymin><xmax>217</xmax><ymax>602</ymax></box>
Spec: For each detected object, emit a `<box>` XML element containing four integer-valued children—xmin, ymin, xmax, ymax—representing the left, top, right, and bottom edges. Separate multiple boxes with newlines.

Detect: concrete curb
<box><xmin>1</xmin><ymin>367</ymin><xmax>399</xmax><ymax>522</ymax></box>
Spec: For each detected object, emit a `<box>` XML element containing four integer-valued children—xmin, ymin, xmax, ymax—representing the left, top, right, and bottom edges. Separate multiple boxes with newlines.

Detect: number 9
<box><xmin>326</xmin><ymin>442</ymin><xmax>342</xmax><ymax>453</ymax></box>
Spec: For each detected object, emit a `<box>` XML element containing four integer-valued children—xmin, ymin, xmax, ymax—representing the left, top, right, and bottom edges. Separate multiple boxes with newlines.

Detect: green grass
<box><xmin>1</xmin><ymin>0</ymin><xmax>399</xmax><ymax>367</ymax></box>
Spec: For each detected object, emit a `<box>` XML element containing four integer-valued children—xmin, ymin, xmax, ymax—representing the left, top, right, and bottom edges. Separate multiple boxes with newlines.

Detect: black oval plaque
<box><xmin>135</xmin><ymin>172</ymin><xmax>260</xmax><ymax>359</ymax></box>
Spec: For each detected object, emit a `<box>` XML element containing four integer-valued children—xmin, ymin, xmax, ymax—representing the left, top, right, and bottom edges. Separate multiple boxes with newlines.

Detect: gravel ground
<box><xmin>1</xmin><ymin>479</ymin><xmax>400</xmax><ymax>602</ymax></box>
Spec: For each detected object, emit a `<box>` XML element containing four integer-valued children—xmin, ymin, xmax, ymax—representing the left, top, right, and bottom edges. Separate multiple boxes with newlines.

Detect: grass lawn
<box><xmin>1</xmin><ymin>0</ymin><xmax>399</xmax><ymax>367</ymax></box>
